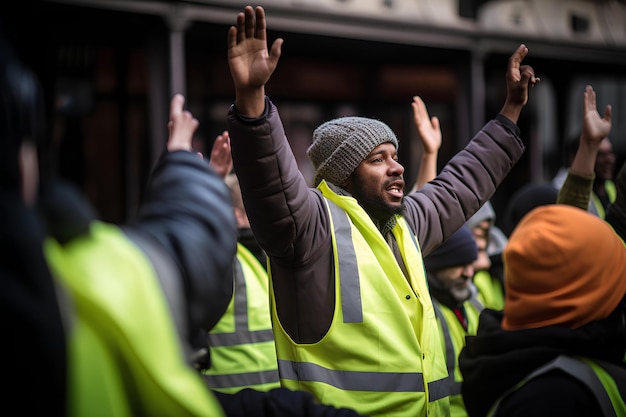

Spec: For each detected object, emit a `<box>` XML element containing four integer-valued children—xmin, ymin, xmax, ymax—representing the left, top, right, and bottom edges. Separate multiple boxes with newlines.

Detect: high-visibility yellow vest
<box><xmin>434</xmin><ymin>294</ymin><xmax>484</xmax><ymax>417</ymax></box>
<box><xmin>474</xmin><ymin>270</ymin><xmax>504</xmax><ymax>311</ymax></box>
<box><xmin>591</xmin><ymin>180</ymin><xmax>617</xmax><ymax>219</ymax></box>
<box><xmin>270</xmin><ymin>181</ymin><xmax>451</xmax><ymax>417</ymax></box>
<box><xmin>45</xmin><ymin>221</ymin><xmax>226</xmax><ymax>417</ymax></box>
<box><xmin>204</xmin><ymin>242</ymin><xmax>280</xmax><ymax>393</ymax></box>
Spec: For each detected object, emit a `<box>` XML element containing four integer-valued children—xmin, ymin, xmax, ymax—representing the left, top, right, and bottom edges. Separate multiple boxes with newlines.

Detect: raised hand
<box><xmin>568</xmin><ymin>85</ymin><xmax>612</xmax><ymax>178</ymax></box>
<box><xmin>228</xmin><ymin>5</ymin><xmax>283</xmax><ymax>117</ymax></box>
<box><xmin>581</xmin><ymin>84</ymin><xmax>611</xmax><ymax>145</ymax></box>
<box><xmin>500</xmin><ymin>44</ymin><xmax>540</xmax><ymax>124</ymax></box>
<box><xmin>410</xmin><ymin>96</ymin><xmax>441</xmax><ymax>192</ymax></box>
<box><xmin>412</xmin><ymin>96</ymin><xmax>441</xmax><ymax>156</ymax></box>
<box><xmin>167</xmin><ymin>94</ymin><xmax>198</xmax><ymax>153</ymax></box>
<box><xmin>209</xmin><ymin>131</ymin><xmax>233</xmax><ymax>179</ymax></box>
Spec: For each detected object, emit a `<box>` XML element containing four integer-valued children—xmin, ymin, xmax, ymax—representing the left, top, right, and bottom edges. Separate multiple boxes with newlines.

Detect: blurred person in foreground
<box><xmin>1</xmin><ymin>33</ymin><xmax>240</xmax><ymax>415</ymax></box>
<box><xmin>459</xmin><ymin>204</ymin><xmax>626</xmax><ymax>417</ymax></box>
<box><xmin>225</xmin><ymin>5</ymin><xmax>538</xmax><ymax>417</ymax></box>
<box><xmin>0</xmin><ymin>34</ymin><xmax>67</xmax><ymax>417</ymax></box>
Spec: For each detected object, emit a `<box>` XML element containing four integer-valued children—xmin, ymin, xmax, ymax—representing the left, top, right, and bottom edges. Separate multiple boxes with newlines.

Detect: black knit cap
<box><xmin>424</xmin><ymin>226</ymin><xmax>477</xmax><ymax>271</ymax></box>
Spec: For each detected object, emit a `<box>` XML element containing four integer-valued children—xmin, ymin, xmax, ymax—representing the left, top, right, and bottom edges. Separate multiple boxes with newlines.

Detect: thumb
<box><xmin>604</xmin><ymin>104</ymin><xmax>612</xmax><ymax>123</ymax></box>
<box><xmin>269</xmin><ymin>38</ymin><xmax>283</xmax><ymax>66</ymax></box>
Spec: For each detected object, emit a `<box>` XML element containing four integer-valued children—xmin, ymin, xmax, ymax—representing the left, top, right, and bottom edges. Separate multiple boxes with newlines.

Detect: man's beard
<box><xmin>350</xmin><ymin>177</ymin><xmax>404</xmax><ymax>223</ymax></box>
<box><xmin>427</xmin><ymin>275</ymin><xmax>471</xmax><ymax>309</ymax></box>
<box><xmin>354</xmin><ymin>189</ymin><xmax>404</xmax><ymax>222</ymax></box>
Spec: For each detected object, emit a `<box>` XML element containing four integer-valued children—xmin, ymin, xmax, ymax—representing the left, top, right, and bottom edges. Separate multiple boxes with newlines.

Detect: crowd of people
<box><xmin>3</xmin><ymin>4</ymin><xmax>626</xmax><ymax>417</ymax></box>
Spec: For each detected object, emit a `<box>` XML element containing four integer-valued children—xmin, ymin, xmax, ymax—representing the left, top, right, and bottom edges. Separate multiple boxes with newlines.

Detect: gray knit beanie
<box><xmin>307</xmin><ymin>117</ymin><xmax>399</xmax><ymax>187</ymax></box>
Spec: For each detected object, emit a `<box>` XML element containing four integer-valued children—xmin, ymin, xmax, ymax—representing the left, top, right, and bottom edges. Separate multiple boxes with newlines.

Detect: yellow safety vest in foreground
<box><xmin>270</xmin><ymin>181</ymin><xmax>450</xmax><ymax>417</ymax></box>
<box><xmin>45</xmin><ymin>221</ymin><xmax>226</xmax><ymax>417</ymax></box>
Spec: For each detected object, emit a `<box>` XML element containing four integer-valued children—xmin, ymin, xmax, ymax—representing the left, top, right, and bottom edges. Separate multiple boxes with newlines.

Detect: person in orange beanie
<box><xmin>459</xmin><ymin>204</ymin><xmax>626</xmax><ymax>417</ymax></box>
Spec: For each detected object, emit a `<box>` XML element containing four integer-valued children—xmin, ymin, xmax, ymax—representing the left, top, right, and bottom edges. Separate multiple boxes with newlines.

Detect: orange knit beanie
<box><xmin>503</xmin><ymin>204</ymin><xmax>626</xmax><ymax>330</ymax></box>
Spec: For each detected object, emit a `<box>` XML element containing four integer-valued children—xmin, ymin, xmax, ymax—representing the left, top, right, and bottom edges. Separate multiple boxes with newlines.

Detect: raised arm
<box><xmin>227</xmin><ymin>5</ymin><xmax>283</xmax><ymax>117</ymax></box>
<box><xmin>406</xmin><ymin>45</ymin><xmax>534</xmax><ymax>255</ymax></box>
<box><xmin>499</xmin><ymin>44</ymin><xmax>540</xmax><ymax>124</ymax></box>
<box><xmin>557</xmin><ymin>85</ymin><xmax>612</xmax><ymax>209</ymax></box>
<box><xmin>409</xmin><ymin>95</ymin><xmax>441</xmax><ymax>193</ymax></box>
<box><xmin>130</xmin><ymin>94</ymin><xmax>237</xmax><ymax>348</ymax></box>
<box><xmin>569</xmin><ymin>85</ymin><xmax>612</xmax><ymax>177</ymax></box>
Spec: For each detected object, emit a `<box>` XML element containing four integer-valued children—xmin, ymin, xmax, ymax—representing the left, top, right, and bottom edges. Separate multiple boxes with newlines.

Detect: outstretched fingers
<box><xmin>236</xmin><ymin>11</ymin><xmax>246</xmax><ymax>44</ymax></box>
<box><xmin>412</xmin><ymin>96</ymin><xmax>428</xmax><ymax>124</ymax></box>
<box><xmin>230</xmin><ymin>6</ymin><xmax>267</xmax><ymax>44</ymax></box>
<box><xmin>255</xmin><ymin>6</ymin><xmax>267</xmax><ymax>40</ymax></box>
<box><xmin>244</xmin><ymin>6</ymin><xmax>255</xmax><ymax>39</ymax></box>
<box><xmin>209</xmin><ymin>131</ymin><xmax>233</xmax><ymax>178</ymax></box>
<box><xmin>583</xmin><ymin>85</ymin><xmax>611</xmax><ymax>123</ymax></box>
<box><xmin>583</xmin><ymin>85</ymin><xmax>596</xmax><ymax>115</ymax></box>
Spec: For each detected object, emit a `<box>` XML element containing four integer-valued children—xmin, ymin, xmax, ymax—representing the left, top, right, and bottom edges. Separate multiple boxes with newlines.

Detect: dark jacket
<box><xmin>0</xmin><ymin>37</ymin><xmax>66</xmax><ymax>416</ymax></box>
<box><xmin>227</xmin><ymin>97</ymin><xmax>525</xmax><ymax>344</ymax></box>
<box><xmin>41</xmin><ymin>149</ymin><xmax>237</xmax><ymax>361</ymax></box>
<box><xmin>1</xmin><ymin>189</ymin><xmax>68</xmax><ymax>417</ymax></box>
<box><xmin>214</xmin><ymin>388</ymin><xmax>364</xmax><ymax>417</ymax></box>
<box><xmin>459</xmin><ymin>309</ymin><xmax>626</xmax><ymax>417</ymax></box>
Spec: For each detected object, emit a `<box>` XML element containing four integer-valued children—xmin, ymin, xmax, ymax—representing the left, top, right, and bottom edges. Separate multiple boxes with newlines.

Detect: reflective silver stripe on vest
<box><xmin>468</xmin><ymin>293</ymin><xmax>484</xmax><ymax>312</ymax></box>
<box><xmin>205</xmin><ymin>369</ymin><xmax>280</xmax><ymax>389</ymax></box>
<box><xmin>279</xmin><ymin>359</ymin><xmax>424</xmax><ymax>392</ymax></box>
<box><xmin>208</xmin><ymin>258</ymin><xmax>274</xmax><ymax>347</ymax></box>
<box><xmin>428</xmin><ymin>377</ymin><xmax>452</xmax><ymax>401</ymax></box>
<box><xmin>326</xmin><ymin>199</ymin><xmax>363</xmax><ymax>323</ymax></box>
<box><xmin>433</xmin><ymin>295</ymin><xmax>483</xmax><ymax>397</ymax></box>
<box><xmin>279</xmin><ymin>359</ymin><xmax>449</xmax><ymax>400</ymax></box>
<box><xmin>405</xmin><ymin>221</ymin><xmax>420</xmax><ymax>252</ymax></box>
<box><xmin>489</xmin><ymin>355</ymin><xmax>617</xmax><ymax>417</ymax></box>
<box><xmin>209</xmin><ymin>329</ymin><xmax>275</xmax><ymax>346</ymax></box>
<box><xmin>433</xmin><ymin>302</ymin><xmax>460</xmax><ymax>396</ymax></box>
